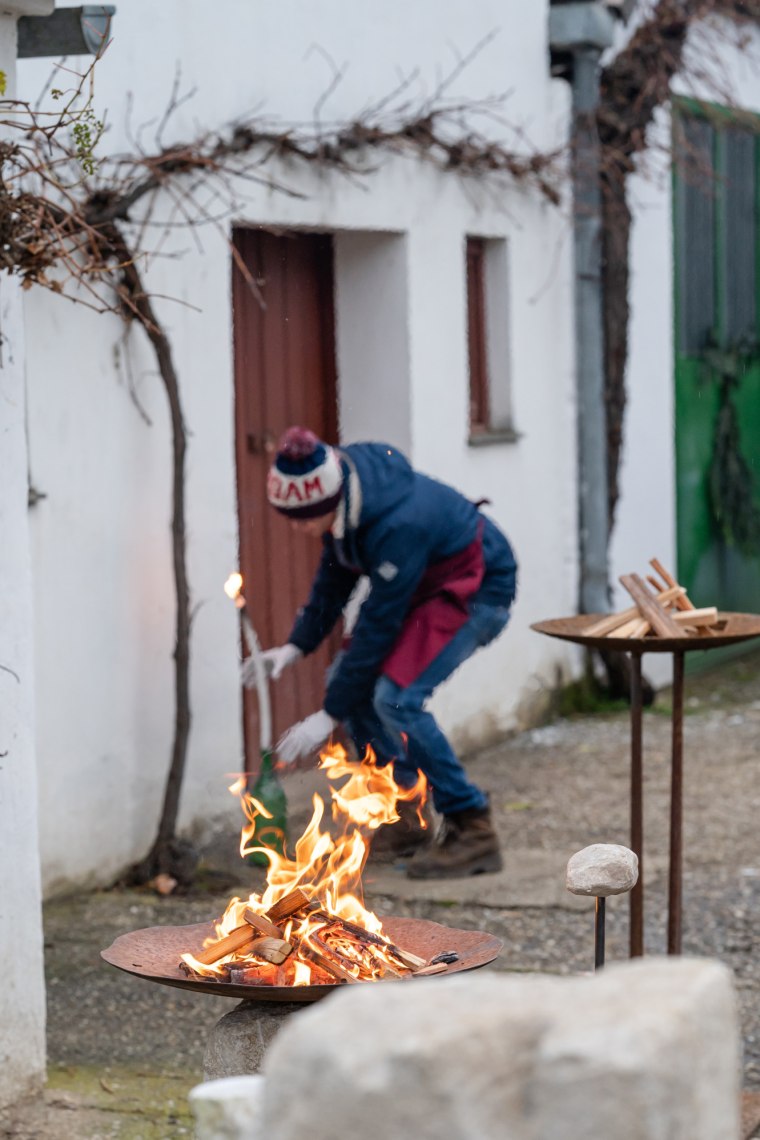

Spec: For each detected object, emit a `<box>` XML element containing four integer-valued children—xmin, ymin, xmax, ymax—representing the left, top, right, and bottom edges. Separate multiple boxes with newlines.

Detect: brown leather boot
<box><xmin>368</xmin><ymin>799</ymin><xmax>436</xmax><ymax>864</ymax></box>
<box><xmin>406</xmin><ymin>804</ymin><xmax>502</xmax><ymax>879</ymax></box>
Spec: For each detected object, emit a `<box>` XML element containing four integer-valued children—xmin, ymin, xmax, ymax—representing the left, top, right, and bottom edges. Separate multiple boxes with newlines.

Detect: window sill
<box><xmin>468</xmin><ymin>427</ymin><xmax>522</xmax><ymax>448</ymax></box>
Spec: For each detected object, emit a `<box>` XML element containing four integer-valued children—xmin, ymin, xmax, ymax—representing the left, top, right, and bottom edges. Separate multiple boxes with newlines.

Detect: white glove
<box><xmin>277</xmin><ymin>710</ymin><xmax>336</xmax><ymax>765</ymax></box>
<box><xmin>241</xmin><ymin>643</ymin><xmax>302</xmax><ymax>688</ymax></box>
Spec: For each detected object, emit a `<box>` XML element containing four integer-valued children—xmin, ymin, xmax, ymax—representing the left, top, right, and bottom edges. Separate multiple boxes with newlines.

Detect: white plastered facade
<box><xmin>19</xmin><ymin>0</ymin><xmax>579</xmax><ymax>892</ymax></box>
<box><xmin>0</xmin><ymin>0</ymin><xmax>52</xmax><ymax>1107</ymax></box>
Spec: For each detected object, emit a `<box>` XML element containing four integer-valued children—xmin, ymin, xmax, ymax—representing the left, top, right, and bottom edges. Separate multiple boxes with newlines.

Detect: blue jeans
<box><xmin>342</xmin><ymin>598</ymin><xmax>511</xmax><ymax>816</ymax></box>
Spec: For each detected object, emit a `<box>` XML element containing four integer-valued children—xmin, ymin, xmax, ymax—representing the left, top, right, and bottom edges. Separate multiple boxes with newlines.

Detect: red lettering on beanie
<box><xmin>283</xmin><ymin>481</ymin><xmax>303</xmax><ymax>503</ymax></box>
<box><xmin>303</xmin><ymin>475</ymin><xmax>324</xmax><ymax>500</ymax></box>
<box><xmin>267</xmin><ymin>471</ymin><xmax>282</xmax><ymax>500</ymax></box>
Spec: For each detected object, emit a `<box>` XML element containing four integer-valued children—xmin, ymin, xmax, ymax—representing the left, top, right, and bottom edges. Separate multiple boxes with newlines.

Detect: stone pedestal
<box><xmin>203</xmin><ymin>1000</ymin><xmax>306</xmax><ymax>1081</ymax></box>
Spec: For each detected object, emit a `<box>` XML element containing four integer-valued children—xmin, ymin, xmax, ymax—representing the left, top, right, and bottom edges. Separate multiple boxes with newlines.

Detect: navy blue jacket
<box><xmin>288</xmin><ymin>442</ymin><xmax>518</xmax><ymax>720</ymax></box>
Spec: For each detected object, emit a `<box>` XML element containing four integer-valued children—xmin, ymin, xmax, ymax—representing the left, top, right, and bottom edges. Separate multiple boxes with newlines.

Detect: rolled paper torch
<box><xmin>566</xmin><ymin>843</ymin><xmax>639</xmax><ymax>970</ymax></box>
<box><xmin>224</xmin><ymin>572</ymin><xmax>272</xmax><ymax>753</ymax></box>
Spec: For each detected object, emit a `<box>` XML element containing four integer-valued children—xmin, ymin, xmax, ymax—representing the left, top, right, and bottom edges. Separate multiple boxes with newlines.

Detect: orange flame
<box><xmin>224</xmin><ymin>572</ymin><xmax>245</xmax><ymax>607</ymax></box>
<box><xmin>181</xmin><ymin>743</ymin><xmax>429</xmax><ymax>984</ymax></box>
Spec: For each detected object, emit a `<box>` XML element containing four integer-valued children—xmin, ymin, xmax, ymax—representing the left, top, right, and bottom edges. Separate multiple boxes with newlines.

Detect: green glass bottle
<box><xmin>246</xmin><ymin>749</ymin><xmax>288</xmax><ymax>866</ymax></box>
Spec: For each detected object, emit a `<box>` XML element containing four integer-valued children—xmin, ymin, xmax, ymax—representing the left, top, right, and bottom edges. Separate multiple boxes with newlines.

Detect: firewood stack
<box><xmin>179</xmin><ymin>887</ymin><xmax>457</xmax><ymax>987</ymax></box>
<box><xmin>583</xmin><ymin>559</ymin><xmax>721</xmax><ymax>641</ymax></box>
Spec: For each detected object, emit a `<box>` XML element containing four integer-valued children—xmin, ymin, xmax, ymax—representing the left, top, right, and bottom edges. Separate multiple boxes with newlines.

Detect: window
<box><xmin>465</xmin><ymin>236</ymin><xmax>517</xmax><ymax>444</ymax></box>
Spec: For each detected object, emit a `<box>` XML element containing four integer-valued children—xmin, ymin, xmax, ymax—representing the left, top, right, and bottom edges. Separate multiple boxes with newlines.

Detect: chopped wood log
<box><xmin>311</xmin><ymin>911</ymin><xmax>423</xmax><ymax>971</ymax></box>
<box><xmin>266</xmin><ymin>888</ymin><xmax>311</xmax><ymax>922</ymax></box>
<box><xmin>582</xmin><ymin>585</ymin><xmax>684</xmax><ymax>636</ymax></box>
<box><xmin>411</xmin><ymin>962</ymin><xmax>449</xmax><ymax>976</ymax></box>
<box><xmin>619</xmin><ymin>574</ymin><xmax>683</xmax><ymax>638</ymax></box>
<box><xmin>249</xmin><ymin>936</ymin><xmax>293</xmax><ymax>966</ymax></box>
<box><xmin>389</xmin><ymin>946</ymin><xmax>427</xmax><ymax>970</ymax></box>
<box><xmin>670</xmin><ymin>607</ymin><xmax>718</xmax><ymax>626</ymax></box>
<box><xmin>608</xmin><ymin>615</ymin><xmax>646</xmax><ymax>638</ymax></box>
<box><xmin>649</xmin><ymin>559</ymin><xmax>715</xmax><ymax>635</ymax></box>
<box><xmin>228</xmin><ymin>964</ymin><xmax>279</xmax><ymax>986</ymax></box>
<box><xmin>627</xmin><ymin>618</ymin><xmax>650</xmax><ymax>639</ymax></box>
<box><xmin>310</xmin><ymin>926</ymin><xmax>378</xmax><ymax>977</ymax></box>
<box><xmin>244</xmin><ymin>908</ymin><xmax>285</xmax><ymax>939</ymax></box>
<box><xmin>316</xmin><ymin>923</ymin><xmax>412</xmax><ymax>980</ymax></box>
<box><xmin>193</xmin><ymin>924</ymin><xmax>255</xmax><ymax>966</ymax></box>
<box><xmin>301</xmin><ymin>940</ymin><xmax>358</xmax><ymax>983</ymax></box>
<box><xmin>649</xmin><ymin>559</ymin><xmax>692</xmax><ymax>610</ymax></box>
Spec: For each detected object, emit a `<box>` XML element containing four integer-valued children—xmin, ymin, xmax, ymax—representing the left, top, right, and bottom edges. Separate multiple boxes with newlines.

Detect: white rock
<box><xmin>189</xmin><ymin>1074</ymin><xmax>265</xmax><ymax>1140</ymax></box>
<box><xmin>258</xmin><ymin>958</ymin><xmax>739</xmax><ymax>1140</ymax></box>
<box><xmin>566</xmin><ymin>843</ymin><xmax>639</xmax><ymax>896</ymax></box>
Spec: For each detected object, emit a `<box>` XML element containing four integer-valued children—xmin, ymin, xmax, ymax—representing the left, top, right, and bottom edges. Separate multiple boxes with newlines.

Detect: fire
<box><xmin>224</xmin><ymin>572</ymin><xmax>244</xmax><ymax>605</ymax></box>
<box><xmin>180</xmin><ymin>743</ymin><xmax>430</xmax><ymax>986</ymax></box>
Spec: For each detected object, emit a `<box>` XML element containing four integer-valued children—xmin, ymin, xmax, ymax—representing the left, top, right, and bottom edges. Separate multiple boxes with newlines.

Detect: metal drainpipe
<box><xmin>550</xmin><ymin>3</ymin><xmax>616</xmax><ymax>614</ymax></box>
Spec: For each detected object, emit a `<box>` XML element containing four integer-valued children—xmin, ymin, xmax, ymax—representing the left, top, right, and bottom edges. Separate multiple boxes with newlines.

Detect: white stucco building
<box><xmin>8</xmin><ymin>0</ymin><xmax>760</xmax><ymax>904</ymax></box>
<box><xmin>0</xmin><ymin>0</ymin><xmax>55</xmax><ymax>1110</ymax></box>
<box><xmin>17</xmin><ymin>0</ymin><xmax>579</xmax><ymax>895</ymax></box>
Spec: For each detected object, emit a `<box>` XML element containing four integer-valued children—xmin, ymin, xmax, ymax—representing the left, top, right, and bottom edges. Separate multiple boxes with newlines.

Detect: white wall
<box><xmin>0</xmin><ymin>1</ymin><xmax>52</xmax><ymax>1107</ymax></box>
<box><xmin>20</xmin><ymin>0</ymin><xmax>578</xmax><ymax>889</ymax></box>
<box><xmin>334</xmin><ymin>231</ymin><xmax>412</xmax><ymax>453</ymax></box>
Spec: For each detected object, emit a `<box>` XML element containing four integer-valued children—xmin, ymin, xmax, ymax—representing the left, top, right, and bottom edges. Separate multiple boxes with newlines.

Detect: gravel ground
<box><xmin>3</xmin><ymin>647</ymin><xmax>760</xmax><ymax>1137</ymax></box>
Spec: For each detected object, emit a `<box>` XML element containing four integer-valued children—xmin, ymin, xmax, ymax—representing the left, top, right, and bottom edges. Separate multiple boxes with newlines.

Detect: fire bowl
<box><xmin>532</xmin><ymin>611</ymin><xmax>760</xmax><ymax>654</ymax></box>
<box><xmin>101</xmin><ymin>916</ymin><xmax>503</xmax><ymax>1003</ymax></box>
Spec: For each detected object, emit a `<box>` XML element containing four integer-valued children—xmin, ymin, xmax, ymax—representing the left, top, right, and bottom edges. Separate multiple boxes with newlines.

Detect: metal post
<box><xmin>668</xmin><ymin>650</ymin><xmax>685</xmax><ymax>954</ymax></box>
<box><xmin>550</xmin><ymin>5</ymin><xmax>616</xmax><ymax>618</ymax></box>
<box><xmin>594</xmin><ymin>896</ymin><xmax>606</xmax><ymax>969</ymax></box>
<box><xmin>629</xmin><ymin>651</ymin><xmax>644</xmax><ymax>957</ymax></box>
<box><xmin>571</xmin><ymin>45</ymin><xmax>610</xmax><ymax>616</ymax></box>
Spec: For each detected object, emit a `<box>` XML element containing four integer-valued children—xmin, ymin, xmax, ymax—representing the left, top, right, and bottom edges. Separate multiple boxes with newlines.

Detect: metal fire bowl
<box><xmin>531</xmin><ymin>612</ymin><xmax>760</xmax><ymax>654</ymax></box>
<box><xmin>101</xmin><ymin>916</ymin><xmax>503</xmax><ymax>1003</ymax></box>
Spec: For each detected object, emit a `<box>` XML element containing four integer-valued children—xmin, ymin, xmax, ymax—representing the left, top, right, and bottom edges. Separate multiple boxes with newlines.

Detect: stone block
<box><xmin>189</xmin><ymin>1074</ymin><xmax>265</xmax><ymax>1140</ymax></box>
<box><xmin>203</xmin><ymin>1000</ymin><xmax>305</xmax><ymax>1081</ymax></box>
<box><xmin>257</xmin><ymin>958</ymin><xmax>739</xmax><ymax>1140</ymax></box>
<box><xmin>566</xmin><ymin>843</ymin><xmax>639</xmax><ymax>896</ymax></box>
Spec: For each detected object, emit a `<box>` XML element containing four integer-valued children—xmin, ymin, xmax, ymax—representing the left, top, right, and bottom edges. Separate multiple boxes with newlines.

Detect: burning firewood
<box><xmin>301</xmin><ymin>937</ymin><xmax>359</xmax><ymax>984</ymax></box>
<box><xmin>244</xmin><ymin>907</ymin><xmax>286</xmax><ymax>939</ymax></box>
<box><xmin>178</xmin><ymin>741</ymin><xmax>447</xmax><ymax>989</ymax></box>
<box><xmin>308</xmin><ymin>908</ymin><xmax>427</xmax><ymax>972</ymax></box>
<box><xmin>227</xmin><ymin>962</ymin><xmax>280</xmax><ymax>986</ymax></box>
<box><xmin>248</xmin><ymin>936</ymin><xmax>293</xmax><ymax>966</ymax></box>
<box><xmin>581</xmin><ymin>559</ymin><xmax>722</xmax><ymax>641</ymax></box>
<box><xmin>266</xmin><ymin>888</ymin><xmax>311</xmax><ymax>922</ymax></box>
<box><xmin>192</xmin><ymin>924</ymin><xmax>255</xmax><ymax>966</ymax></box>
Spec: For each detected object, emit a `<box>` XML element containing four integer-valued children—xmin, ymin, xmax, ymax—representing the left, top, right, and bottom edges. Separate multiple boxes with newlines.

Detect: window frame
<box><xmin>465</xmin><ymin>235</ymin><xmax>520</xmax><ymax>447</ymax></box>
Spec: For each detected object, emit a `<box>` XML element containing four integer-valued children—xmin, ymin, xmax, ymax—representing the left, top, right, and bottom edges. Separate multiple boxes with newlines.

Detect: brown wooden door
<box><xmin>232</xmin><ymin>228</ymin><xmax>340</xmax><ymax>771</ymax></box>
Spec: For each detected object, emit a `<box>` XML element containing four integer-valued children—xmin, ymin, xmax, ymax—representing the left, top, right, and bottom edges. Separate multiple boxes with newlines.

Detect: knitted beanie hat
<box><xmin>267</xmin><ymin>427</ymin><xmax>344</xmax><ymax>518</ymax></box>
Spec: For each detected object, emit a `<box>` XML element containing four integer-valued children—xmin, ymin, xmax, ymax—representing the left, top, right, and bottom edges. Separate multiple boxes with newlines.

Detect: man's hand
<box><xmin>276</xmin><ymin>710</ymin><xmax>335</xmax><ymax>764</ymax></box>
<box><xmin>241</xmin><ymin>643</ymin><xmax>302</xmax><ymax>689</ymax></box>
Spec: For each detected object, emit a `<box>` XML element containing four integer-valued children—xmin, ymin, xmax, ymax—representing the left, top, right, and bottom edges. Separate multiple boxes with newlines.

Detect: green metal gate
<box><xmin>673</xmin><ymin>100</ymin><xmax>760</xmax><ymax>613</ymax></box>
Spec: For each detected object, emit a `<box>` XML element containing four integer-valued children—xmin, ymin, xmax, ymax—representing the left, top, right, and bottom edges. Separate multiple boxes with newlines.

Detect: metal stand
<box><xmin>627</xmin><ymin>648</ymin><xmax>685</xmax><ymax>957</ymax></box>
<box><xmin>594</xmin><ymin>896</ymin><xmax>606</xmax><ymax>969</ymax></box>
<box><xmin>532</xmin><ymin>611</ymin><xmax>760</xmax><ymax>959</ymax></box>
<box><xmin>629</xmin><ymin>651</ymin><xmax>644</xmax><ymax>957</ymax></box>
<box><xmin>668</xmin><ymin>650</ymin><xmax>685</xmax><ymax>955</ymax></box>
